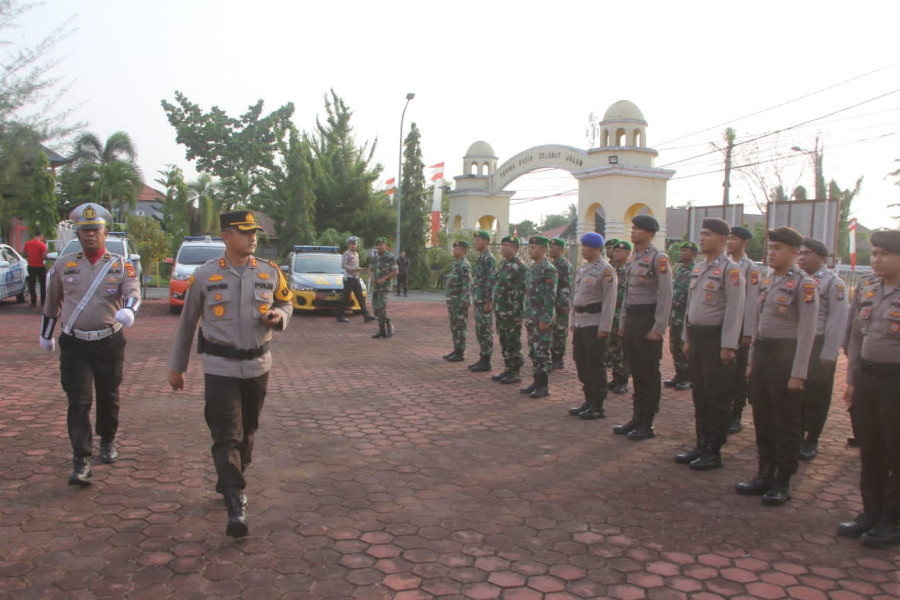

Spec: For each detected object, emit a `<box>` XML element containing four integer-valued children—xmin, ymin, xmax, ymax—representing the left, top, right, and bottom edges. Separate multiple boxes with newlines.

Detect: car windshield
<box><xmin>62</xmin><ymin>239</ymin><xmax>126</xmax><ymax>255</ymax></box>
<box><xmin>293</xmin><ymin>254</ymin><xmax>341</xmax><ymax>274</ymax></box>
<box><xmin>177</xmin><ymin>245</ymin><xmax>225</xmax><ymax>265</ymax></box>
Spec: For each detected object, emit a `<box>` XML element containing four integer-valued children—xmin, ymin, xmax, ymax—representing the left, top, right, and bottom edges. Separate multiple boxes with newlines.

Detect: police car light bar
<box><xmin>292</xmin><ymin>245</ymin><xmax>339</xmax><ymax>253</ymax></box>
<box><xmin>184</xmin><ymin>236</ymin><xmax>223</xmax><ymax>241</ymax></box>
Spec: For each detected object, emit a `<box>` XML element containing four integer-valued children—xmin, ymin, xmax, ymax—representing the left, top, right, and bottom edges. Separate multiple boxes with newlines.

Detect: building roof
<box><xmin>602</xmin><ymin>100</ymin><xmax>646</xmax><ymax>123</ymax></box>
<box><xmin>465</xmin><ymin>140</ymin><xmax>496</xmax><ymax>158</ymax></box>
<box><xmin>138</xmin><ymin>184</ymin><xmax>165</xmax><ymax>202</ymax></box>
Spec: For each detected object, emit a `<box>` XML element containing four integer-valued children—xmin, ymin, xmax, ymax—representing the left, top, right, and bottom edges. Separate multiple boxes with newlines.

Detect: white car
<box><xmin>0</xmin><ymin>243</ymin><xmax>29</xmax><ymax>303</ymax></box>
<box><xmin>166</xmin><ymin>236</ymin><xmax>227</xmax><ymax>313</ymax></box>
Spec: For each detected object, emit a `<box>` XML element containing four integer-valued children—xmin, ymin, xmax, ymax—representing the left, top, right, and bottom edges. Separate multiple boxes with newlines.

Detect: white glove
<box><xmin>39</xmin><ymin>336</ymin><xmax>55</xmax><ymax>352</ymax></box>
<box><xmin>115</xmin><ymin>308</ymin><xmax>135</xmax><ymax>328</ymax></box>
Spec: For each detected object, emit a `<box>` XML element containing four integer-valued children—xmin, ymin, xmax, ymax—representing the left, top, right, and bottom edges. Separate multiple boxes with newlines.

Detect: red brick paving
<box><xmin>1</xmin><ymin>293</ymin><xmax>898</xmax><ymax>599</ymax></box>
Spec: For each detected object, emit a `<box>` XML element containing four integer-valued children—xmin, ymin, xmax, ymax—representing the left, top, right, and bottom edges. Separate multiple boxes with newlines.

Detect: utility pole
<box><xmin>722</xmin><ymin>127</ymin><xmax>736</xmax><ymax>206</ymax></box>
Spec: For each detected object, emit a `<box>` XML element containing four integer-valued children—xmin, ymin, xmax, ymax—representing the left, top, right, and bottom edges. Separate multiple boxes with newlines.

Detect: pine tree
<box><xmin>28</xmin><ymin>151</ymin><xmax>58</xmax><ymax>235</ymax></box>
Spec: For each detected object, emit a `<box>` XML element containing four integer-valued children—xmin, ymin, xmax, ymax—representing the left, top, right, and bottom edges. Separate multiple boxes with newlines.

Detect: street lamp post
<box><xmin>394</xmin><ymin>92</ymin><xmax>415</xmax><ymax>257</ymax></box>
<box><xmin>791</xmin><ymin>136</ymin><xmax>827</xmax><ymax>241</ymax></box>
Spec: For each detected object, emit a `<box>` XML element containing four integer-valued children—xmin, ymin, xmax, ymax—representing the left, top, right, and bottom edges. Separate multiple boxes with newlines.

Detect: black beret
<box><xmin>767</xmin><ymin>226</ymin><xmax>804</xmax><ymax>247</ymax></box>
<box><xmin>702</xmin><ymin>217</ymin><xmax>730</xmax><ymax>236</ymax></box>
<box><xmin>870</xmin><ymin>229</ymin><xmax>900</xmax><ymax>254</ymax></box>
<box><xmin>730</xmin><ymin>225</ymin><xmax>753</xmax><ymax>240</ymax></box>
<box><xmin>631</xmin><ymin>214</ymin><xmax>659</xmax><ymax>233</ymax></box>
<box><xmin>802</xmin><ymin>237</ymin><xmax>829</xmax><ymax>257</ymax></box>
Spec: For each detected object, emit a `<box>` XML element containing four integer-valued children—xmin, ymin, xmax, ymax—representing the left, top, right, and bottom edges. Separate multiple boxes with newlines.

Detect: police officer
<box><xmin>675</xmin><ymin>218</ymin><xmax>744</xmax><ymax>470</ymax></box>
<box><xmin>736</xmin><ymin>226</ymin><xmax>817</xmax><ymax>506</ymax></box>
<box><xmin>337</xmin><ymin>236</ymin><xmax>376</xmax><ymax>323</ymax></box>
<box><xmin>396</xmin><ymin>250</ymin><xmax>410</xmax><ymax>296</ymax></box>
<box><xmin>370</xmin><ymin>237</ymin><xmax>399</xmax><ymax>338</ymax></box>
<box><xmin>665</xmin><ymin>241</ymin><xmax>697</xmax><ymax>391</ymax></box>
<box><xmin>609</xmin><ymin>240</ymin><xmax>632</xmax><ymax>394</ymax></box>
<box><xmin>443</xmin><ymin>240</ymin><xmax>472</xmax><ymax>362</ymax></box>
<box><xmin>40</xmin><ymin>203</ymin><xmax>141</xmax><ymax>486</ymax></box>
<box><xmin>549</xmin><ymin>238</ymin><xmax>573</xmax><ymax>370</ymax></box>
<box><xmin>726</xmin><ymin>225</ymin><xmax>763</xmax><ymax>434</ymax></box>
<box><xmin>469</xmin><ymin>231</ymin><xmax>496</xmax><ymax>372</ymax></box>
<box><xmin>840</xmin><ymin>230</ymin><xmax>900</xmax><ymax>547</ymax></box>
<box><xmin>521</xmin><ymin>236</ymin><xmax>558</xmax><ymax>398</ymax></box>
<box><xmin>168</xmin><ymin>210</ymin><xmax>293</xmax><ymax>538</ymax></box>
<box><xmin>797</xmin><ymin>237</ymin><xmax>848</xmax><ymax>461</ymax></box>
<box><xmin>568</xmin><ymin>232</ymin><xmax>617</xmax><ymax>420</ymax></box>
<box><xmin>613</xmin><ymin>215</ymin><xmax>673</xmax><ymax>440</ymax></box>
<box><xmin>491</xmin><ymin>235</ymin><xmax>526</xmax><ymax>384</ymax></box>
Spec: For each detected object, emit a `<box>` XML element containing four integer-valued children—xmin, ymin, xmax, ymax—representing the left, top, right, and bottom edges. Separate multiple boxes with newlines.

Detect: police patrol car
<box><xmin>166</xmin><ymin>236</ymin><xmax>227</xmax><ymax>313</ymax></box>
<box><xmin>0</xmin><ymin>243</ymin><xmax>28</xmax><ymax>303</ymax></box>
<box><xmin>283</xmin><ymin>245</ymin><xmax>366</xmax><ymax>312</ymax></box>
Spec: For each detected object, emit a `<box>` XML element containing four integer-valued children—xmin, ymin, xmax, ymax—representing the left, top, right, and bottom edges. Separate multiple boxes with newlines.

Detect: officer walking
<box><xmin>40</xmin><ymin>203</ymin><xmax>141</xmax><ymax>486</ymax></box>
<box><xmin>736</xmin><ymin>226</ymin><xmax>817</xmax><ymax>506</ymax></box>
<box><xmin>443</xmin><ymin>240</ymin><xmax>472</xmax><ymax>363</ymax></box>
<box><xmin>840</xmin><ymin>230</ymin><xmax>900</xmax><ymax>548</ymax></box>
<box><xmin>609</xmin><ymin>240</ymin><xmax>632</xmax><ymax>394</ymax></box>
<box><xmin>665</xmin><ymin>241</ymin><xmax>697</xmax><ymax>391</ymax></box>
<box><xmin>491</xmin><ymin>235</ymin><xmax>526</xmax><ymax>384</ymax></box>
<box><xmin>370</xmin><ymin>237</ymin><xmax>399</xmax><ymax>339</ymax></box>
<box><xmin>549</xmin><ymin>238</ymin><xmax>573</xmax><ymax>370</ymax></box>
<box><xmin>726</xmin><ymin>225</ymin><xmax>763</xmax><ymax>434</ymax></box>
<box><xmin>337</xmin><ymin>236</ymin><xmax>376</xmax><ymax>323</ymax></box>
<box><xmin>797</xmin><ymin>237</ymin><xmax>848</xmax><ymax>461</ymax></box>
<box><xmin>675</xmin><ymin>218</ymin><xmax>745</xmax><ymax>470</ymax></box>
<box><xmin>468</xmin><ymin>231</ymin><xmax>496</xmax><ymax>372</ymax></box>
<box><xmin>567</xmin><ymin>232</ymin><xmax>617</xmax><ymax>420</ymax></box>
<box><xmin>520</xmin><ymin>236</ymin><xmax>558</xmax><ymax>398</ymax></box>
<box><xmin>168</xmin><ymin>210</ymin><xmax>293</xmax><ymax>538</ymax></box>
<box><xmin>613</xmin><ymin>215</ymin><xmax>673</xmax><ymax>440</ymax></box>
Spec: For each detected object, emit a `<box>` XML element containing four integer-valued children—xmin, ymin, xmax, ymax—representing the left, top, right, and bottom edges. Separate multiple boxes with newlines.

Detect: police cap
<box><xmin>220</xmin><ymin>210</ymin><xmax>263</xmax><ymax>232</ymax></box>
<box><xmin>70</xmin><ymin>203</ymin><xmax>112</xmax><ymax>230</ymax></box>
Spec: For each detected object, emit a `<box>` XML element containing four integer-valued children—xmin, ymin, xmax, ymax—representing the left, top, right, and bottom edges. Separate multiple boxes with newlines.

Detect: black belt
<box><xmin>198</xmin><ymin>330</ymin><xmax>269</xmax><ymax>360</ymax></box>
<box><xmin>688</xmin><ymin>324</ymin><xmax>722</xmax><ymax>335</ymax></box>
<box><xmin>754</xmin><ymin>337</ymin><xmax>796</xmax><ymax>348</ymax></box>
<box><xmin>861</xmin><ymin>360</ymin><xmax>900</xmax><ymax>377</ymax></box>
<box><xmin>574</xmin><ymin>302</ymin><xmax>603</xmax><ymax>314</ymax></box>
<box><xmin>625</xmin><ymin>303</ymin><xmax>656</xmax><ymax>315</ymax></box>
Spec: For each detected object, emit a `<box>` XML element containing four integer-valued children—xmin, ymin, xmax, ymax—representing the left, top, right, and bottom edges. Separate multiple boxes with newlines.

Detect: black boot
<box><xmin>675</xmin><ymin>378</ymin><xmax>692</xmax><ymax>391</ymax></box>
<box><xmin>727</xmin><ymin>411</ymin><xmax>744</xmax><ymax>434</ymax></box>
<box><xmin>613</xmin><ymin>407</ymin><xmax>639</xmax><ymax>435</ymax></box>
<box><xmin>627</xmin><ymin>411</ymin><xmax>656</xmax><ymax>441</ymax></box>
<box><xmin>469</xmin><ymin>355</ymin><xmax>491</xmax><ymax>372</ymax></box>
<box><xmin>798</xmin><ymin>437</ymin><xmax>818</xmax><ymax>461</ymax></box>
<box><xmin>837</xmin><ymin>513</ymin><xmax>876</xmax><ymax>538</ymax></box>
<box><xmin>736</xmin><ymin>462</ymin><xmax>775</xmax><ymax>496</ymax></box>
<box><xmin>530</xmin><ymin>373</ymin><xmax>549</xmax><ymax>398</ymax></box>
<box><xmin>68</xmin><ymin>456</ymin><xmax>92</xmax><ymax>486</ymax></box>
<box><xmin>579</xmin><ymin>392</ymin><xmax>606</xmax><ymax>420</ymax></box>
<box><xmin>663</xmin><ymin>376</ymin><xmax>679</xmax><ymax>388</ymax></box>
<box><xmin>689</xmin><ymin>445</ymin><xmax>723</xmax><ymax>470</ymax></box>
<box><xmin>336</xmin><ymin>316</ymin><xmax>350</xmax><ymax>323</ymax></box>
<box><xmin>762</xmin><ymin>472</ymin><xmax>792</xmax><ymax>506</ymax></box>
<box><xmin>499</xmin><ymin>369</ymin><xmax>521</xmax><ymax>384</ymax></box>
<box><xmin>675</xmin><ymin>436</ymin><xmax>708</xmax><ymax>464</ymax></box>
<box><xmin>568</xmin><ymin>391</ymin><xmax>590</xmax><ymax>416</ymax></box>
<box><xmin>443</xmin><ymin>350</ymin><xmax>457</xmax><ymax>359</ymax></box>
<box><xmin>371</xmin><ymin>325</ymin><xmax>386</xmax><ymax>339</ymax></box>
<box><xmin>550</xmin><ymin>355</ymin><xmax>564</xmax><ymax>371</ymax></box>
<box><xmin>520</xmin><ymin>378</ymin><xmax>536</xmax><ymax>394</ymax></box>
<box><xmin>363</xmin><ymin>314</ymin><xmax>376</xmax><ymax>323</ymax></box>
<box><xmin>611</xmin><ymin>378</ymin><xmax>629</xmax><ymax>395</ymax></box>
<box><xmin>492</xmin><ymin>369</ymin><xmax>510</xmax><ymax>382</ymax></box>
<box><xmin>224</xmin><ymin>490</ymin><xmax>249</xmax><ymax>538</ymax></box>
<box><xmin>385</xmin><ymin>323</ymin><xmax>394</xmax><ymax>338</ymax></box>
<box><xmin>446</xmin><ymin>350</ymin><xmax>464</xmax><ymax>362</ymax></box>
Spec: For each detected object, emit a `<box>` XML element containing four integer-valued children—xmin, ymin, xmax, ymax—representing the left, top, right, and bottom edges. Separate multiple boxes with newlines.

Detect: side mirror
<box><xmin>130</xmin><ymin>253</ymin><xmax>141</xmax><ymax>262</ymax></box>
<box><xmin>164</xmin><ymin>257</ymin><xmax>174</xmax><ymax>265</ymax></box>
<box><xmin>280</xmin><ymin>266</ymin><xmax>289</xmax><ymax>273</ymax></box>
<box><xmin>46</xmin><ymin>252</ymin><xmax>59</xmax><ymax>261</ymax></box>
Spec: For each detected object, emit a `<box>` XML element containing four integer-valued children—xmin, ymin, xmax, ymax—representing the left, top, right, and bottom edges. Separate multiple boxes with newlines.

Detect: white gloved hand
<box><xmin>39</xmin><ymin>336</ymin><xmax>55</xmax><ymax>352</ymax></box>
<box><xmin>115</xmin><ymin>308</ymin><xmax>135</xmax><ymax>328</ymax></box>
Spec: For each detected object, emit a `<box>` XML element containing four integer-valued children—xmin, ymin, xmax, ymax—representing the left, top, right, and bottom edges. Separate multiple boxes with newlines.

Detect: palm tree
<box><xmin>66</xmin><ymin>131</ymin><xmax>142</xmax><ymax>222</ymax></box>
<box><xmin>187</xmin><ymin>172</ymin><xmax>219</xmax><ymax>234</ymax></box>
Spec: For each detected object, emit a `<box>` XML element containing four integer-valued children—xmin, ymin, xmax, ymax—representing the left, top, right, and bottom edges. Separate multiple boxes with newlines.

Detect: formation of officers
<box><xmin>441</xmin><ymin>216</ymin><xmax>900</xmax><ymax>549</ymax></box>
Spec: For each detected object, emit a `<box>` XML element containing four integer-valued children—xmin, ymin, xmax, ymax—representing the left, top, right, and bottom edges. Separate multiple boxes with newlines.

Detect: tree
<box><xmin>126</xmin><ymin>214</ymin><xmax>168</xmax><ymax>282</ymax></box>
<box><xmin>0</xmin><ymin>121</ymin><xmax>43</xmax><ymax>235</ymax></box>
<box><xmin>398</xmin><ymin>122</ymin><xmax>429</xmax><ymax>287</ymax></box>
<box><xmin>28</xmin><ymin>151</ymin><xmax>57</xmax><ymax>235</ymax></box>
<box><xmin>61</xmin><ymin>131</ymin><xmax>143</xmax><ymax>221</ymax></box>
<box><xmin>792</xmin><ymin>185</ymin><xmax>808</xmax><ymax>201</ymax></box>
<box><xmin>829</xmin><ymin>177</ymin><xmax>863</xmax><ymax>262</ymax></box>
<box><xmin>511</xmin><ymin>220</ymin><xmax>537</xmax><ymax>237</ymax></box>
<box><xmin>187</xmin><ymin>173</ymin><xmax>219</xmax><ymax>234</ymax></box>
<box><xmin>157</xmin><ymin>165</ymin><xmax>193</xmax><ymax>252</ymax></box>
<box><xmin>889</xmin><ymin>160</ymin><xmax>900</xmax><ymax>222</ymax></box>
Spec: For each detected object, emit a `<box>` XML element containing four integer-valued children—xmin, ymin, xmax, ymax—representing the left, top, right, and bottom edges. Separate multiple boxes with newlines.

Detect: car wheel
<box><xmin>16</xmin><ymin>287</ymin><xmax>27</xmax><ymax>303</ymax></box>
<box><xmin>169</xmin><ymin>304</ymin><xmax>181</xmax><ymax>315</ymax></box>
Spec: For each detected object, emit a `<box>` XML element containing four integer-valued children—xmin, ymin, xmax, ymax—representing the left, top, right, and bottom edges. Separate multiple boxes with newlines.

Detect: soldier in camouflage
<box><xmin>443</xmin><ymin>240</ymin><xmax>472</xmax><ymax>362</ymax></box>
<box><xmin>605</xmin><ymin>238</ymin><xmax>619</xmax><ymax>262</ymax></box>
<box><xmin>520</xmin><ymin>236</ymin><xmax>558</xmax><ymax>398</ymax></box>
<box><xmin>469</xmin><ymin>231</ymin><xmax>496</xmax><ymax>372</ymax></box>
<box><xmin>609</xmin><ymin>240</ymin><xmax>632</xmax><ymax>394</ymax></box>
<box><xmin>370</xmin><ymin>237</ymin><xmax>399</xmax><ymax>339</ymax></box>
<box><xmin>665</xmin><ymin>241</ymin><xmax>697</xmax><ymax>391</ymax></box>
<box><xmin>549</xmin><ymin>238</ymin><xmax>573</xmax><ymax>370</ymax></box>
<box><xmin>491</xmin><ymin>235</ymin><xmax>527</xmax><ymax>384</ymax></box>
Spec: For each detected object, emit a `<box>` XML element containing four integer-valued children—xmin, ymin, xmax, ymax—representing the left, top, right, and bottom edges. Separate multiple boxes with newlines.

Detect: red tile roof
<box><xmin>138</xmin><ymin>184</ymin><xmax>165</xmax><ymax>202</ymax></box>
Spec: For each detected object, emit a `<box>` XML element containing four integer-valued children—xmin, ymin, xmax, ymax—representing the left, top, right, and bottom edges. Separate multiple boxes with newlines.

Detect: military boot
<box><xmin>371</xmin><ymin>325</ymin><xmax>386</xmax><ymax>339</ymax></box>
<box><xmin>735</xmin><ymin>462</ymin><xmax>775</xmax><ymax>496</ymax></box>
<box><xmin>469</xmin><ymin>355</ymin><xmax>491</xmax><ymax>372</ymax></box>
<box><xmin>446</xmin><ymin>350</ymin><xmax>464</xmax><ymax>362</ymax></box>
<box><xmin>798</xmin><ymin>436</ymin><xmax>818</xmax><ymax>461</ymax></box>
<box><xmin>492</xmin><ymin>369</ymin><xmax>510</xmax><ymax>382</ymax></box>
<box><xmin>762</xmin><ymin>472</ymin><xmax>792</xmax><ymax>506</ymax></box>
<box><xmin>568</xmin><ymin>391</ymin><xmax>590</xmax><ymax>416</ymax></box>
<box><xmin>68</xmin><ymin>456</ymin><xmax>92</xmax><ymax>486</ymax></box>
<box><xmin>727</xmin><ymin>409</ymin><xmax>744</xmax><ymax>434</ymax></box>
<box><xmin>550</xmin><ymin>354</ymin><xmax>564</xmax><ymax>371</ymax></box>
<box><xmin>675</xmin><ymin>436</ymin><xmax>708</xmax><ymax>464</ymax></box>
<box><xmin>385</xmin><ymin>323</ymin><xmax>394</xmax><ymax>338</ymax></box>
<box><xmin>613</xmin><ymin>403</ymin><xmax>639</xmax><ymax>435</ymax></box>
<box><xmin>689</xmin><ymin>443</ymin><xmax>724</xmax><ymax>471</ymax></box>
<box><xmin>499</xmin><ymin>369</ymin><xmax>521</xmax><ymax>384</ymax></box>
<box><xmin>224</xmin><ymin>490</ymin><xmax>249</xmax><ymax>538</ymax></box>
<box><xmin>530</xmin><ymin>373</ymin><xmax>549</xmax><ymax>398</ymax></box>
<box><xmin>519</xmin><ymin>378</ymin><xmax>536</xmax><ymax>394</ymax></box>
<box><xmin>579</xmin><ymin>391</ymin><xmax>606</xmax><ymax>420</ymax></box>
<box><xmin>627</xmin><ymin>411</ymin><xmax>656</xmax><ymax>441</ymax></box>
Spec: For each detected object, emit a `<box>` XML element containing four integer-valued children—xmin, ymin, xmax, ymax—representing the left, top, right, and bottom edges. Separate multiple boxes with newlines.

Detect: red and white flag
<box><xmin>429</xmin><ymin>162</ymin><xmax>444</xmax><ymax>182</ymax></box>
<box><xmin>849</xmin><ymin>218</ymin><xmax>857</xmax><ymax>270</ymax></box>
<box><xmin>384</xmin><ymin>177</ymin><xmax>396</xmax><ymax>195</ymax></box>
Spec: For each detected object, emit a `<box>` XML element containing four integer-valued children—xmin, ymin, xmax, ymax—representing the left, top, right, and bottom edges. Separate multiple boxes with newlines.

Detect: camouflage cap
<box><xmin>528</xmin><ymin>236</ymin><xmax>549</xmax><ymax>247</ymax></box>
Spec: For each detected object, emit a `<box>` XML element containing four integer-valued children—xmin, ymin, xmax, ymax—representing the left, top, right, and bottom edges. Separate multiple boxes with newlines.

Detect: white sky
<box><xmin>12</xmin><ymin>0</ymin><xmax>900</xmax><ymax>231</ymax></box>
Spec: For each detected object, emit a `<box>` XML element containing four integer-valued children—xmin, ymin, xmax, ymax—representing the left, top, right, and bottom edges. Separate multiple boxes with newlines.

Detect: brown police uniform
<box><xmin>729</xmin><ymin>255</ymin><xmax>765</xmax><ymax>426</ymax></box>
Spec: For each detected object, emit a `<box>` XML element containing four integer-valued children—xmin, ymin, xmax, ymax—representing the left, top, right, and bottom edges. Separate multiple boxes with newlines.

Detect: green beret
<box><xmin>374</xmin><ymin>236</ymin><xmax>388</xmax><ymax>244</ymax></box>
<box><xmin>501</xmin><ymin>235</ymin><xmax>520</xmax><ymax>246</ymax></box>
<box><xmin>474</xmin><ymin>230</ymin><xmax>491</xmax><ymax>240</ymax></box>
<box><xmin>613</xmin><ymin>241</ymin><xmax>632</xmax><ymax>251</ymax></box>
<box><xmin>605</xmin><ymin>238</ymin><xmax>619</xmax><ymax>247</ymax></box>
<box><xmin>549</xmin><ymin>238</ymin><xmax>566</xmax><ymax>249</ymax></box>
<box><xmin>680</xmin><ymin>241</ymin><xmax>699</xmax><ymax>251</ymax></box>
<box><xmin>870</xmin><ymin>230</ymin><xmax>900</xmax><ymax>254</ymax></box>
<box><xmin>767</xmin><ymin>226</ymin><xmax>804</xmax><ymax>247</ymax></box>
<box><xmin>528</xmin><ymin>235</ymin><xmax>549</xmax><ymax>247</ymax></box>
<box><xmin>631</xmin><ymin>214</ymin><xmax>660</xmax><ymax>233</ymax></box>
<box><xmin>453</xmin><ymin>240</ymin><xmax>470</xmax><ymax>249</ymax></box>
<box><xmin>802</xmin><ymin>237</ymin><xmax>829</xmax><ymax>257</ymax></box>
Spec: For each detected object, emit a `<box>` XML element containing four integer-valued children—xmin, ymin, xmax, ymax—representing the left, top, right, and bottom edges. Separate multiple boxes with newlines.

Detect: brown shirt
<box><xmin>683</xmin><ymin>253</ymin><xmax>745</xmax><ymax>350</ymax></box>
<box><xmin>622</xmin><ymin>244</ymin><xmax>673</xmax><ymax>336</ymax></box>
<box><xmin>846</xmin><ymin>276</ymin><xmax>900</xmax><ymax>385</ymax></box>
<box><xmin>571</xmin><ymin>257</ymin><xmax>617</xmax><ymax>332</ymax></box>
<box><xmin>810</xmin><ymin>269</ymin><xmax>849</xmax><ymax>362</ymax></box>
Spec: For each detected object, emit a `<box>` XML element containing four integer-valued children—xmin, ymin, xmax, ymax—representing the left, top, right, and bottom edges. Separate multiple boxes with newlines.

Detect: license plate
<box><xmin>324</xmin><ymin>293</ymin><xmax>341</xmax><ymax>301</ymax></box>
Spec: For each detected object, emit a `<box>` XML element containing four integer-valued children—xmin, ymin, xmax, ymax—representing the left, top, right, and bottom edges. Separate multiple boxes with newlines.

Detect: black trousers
<box><xmin>573</xmin><ymin>326</ymin><xmax>609</xmax><ymax>397</ymax></box>
<box><xmin>623</xmin><ymin>306</ymin><xmax>663</xmax><ymax>415</ymax></box>
<box><xmin>204</xmin><ymin>373</ymin><xmax>269</xmax><ymax>494</ymax></box>
<box><xmin>27</xmin><ymin>265</ymin><xmax>46</xmax><ymax>304</ymax></box>
<box><xmin>854</xmin><ymin>364</ymin><xmax>900</xmax><ymax>525</ymax></box>
<box><xmin>687</xmin><ymin>326</ymin><xmax>735</xmax><ymax>448</ymax></box>
<box><xmin>801</xmin><ymin>335</ymin><xmax>836</xmax><ymax>441</ymax></box>
<box><xmin>59</xmin><ymin>330</ymin><xmax>125</xmax><ymax>457</ymax></box>
<box><xmin>730</xmin><ymin>338</ymin><xmax>750</xmax><ymax>416</ymax></box>
<box><xmin>750</xmin><ymin>339</ymin><xmax>803</xmax><ymax>476</ymax></box>
<box><xmin>338</xmin><ymin>277</ymin><xmax>369</xmax><ymax>317</ymax></box>
<box><xmin>396</xmin><ymin>273</ymin><xmax>408</xmax><ymax>294</ymax></box>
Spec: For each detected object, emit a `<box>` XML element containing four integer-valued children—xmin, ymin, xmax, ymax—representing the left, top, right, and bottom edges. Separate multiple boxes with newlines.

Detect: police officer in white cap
<box><xmin>40</xmin><ymin>202</ymin><xmax>142</xmax><ymax>486</ymax></box>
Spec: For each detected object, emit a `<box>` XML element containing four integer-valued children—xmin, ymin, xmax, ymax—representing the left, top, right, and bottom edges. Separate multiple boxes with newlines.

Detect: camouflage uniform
<box><xmin>445</xmin><ymin>256</ymin><xmax>472</xmax><ymax>353</ymax></box>
<box><xmin>525</xmin><ymin>258</ymin><xmax>558</xmax><ymax>376</ymax></box>
<box><xmin>473</xmin><ymin>249</ymin><xmax>496</xmax><ymax>358</ymax></box>
<box><xmin>493</xmin><ymin>254</ymin><xmax>526</xmax><ymax>372</ymax></box>
<box><xmin>551</xmin><ymin>255</ymin><xmax>573</xmax><ymax>366</ymax></box>
<box><xmin>609</xmin><ymin>262</ymin><xmax>630</xmax><ymax>384</ymax></box>
<box><xmin>371</xmin><ymin>251</ymin><xmax>397</xmax><ymax>328</ymax></box>
<box><xmin>669</xmin><ymin>259</ymin><xmax>694</xmax><ymax>382</ymax></box>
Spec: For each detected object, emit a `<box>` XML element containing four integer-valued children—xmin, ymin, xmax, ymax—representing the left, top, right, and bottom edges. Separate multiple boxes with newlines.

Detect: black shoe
<box><xmin>336</xmin><ymin>317</ymin><xmax>349</xmax><ymax>323</ymax></box>
<box><xmin>663</xmin><ymin>377</ymin><xmax>678</xmax><ymax>388</ymax></box>
<box><xmin>689</xmin><ymin>452</ymin><xmax>723</xmax><ymax>471</ymax></box>
<box><xmin>469</xmin><ymin>357</ymin><xmax>491</xmax><ymax>372</ymax></box>
<box><xmin>385</xmin><ymin>324</ymin><xmax>393</xmax><ymax>338</ymax></box>
<box><xmin>611</xmin><ymin>382</ymin><xmax>629</xmax><ymax>395</ymax></box>
<box><xmin>613</xmin><ymin>419</ymin><xmax>637</xmax><ymax>435</ymax></box>
<box><xmin>99</xmin><ymin>441</ymin><xmax>118</xmax><ymax>464</ymax></box>
<box><xmin>372</xmin><ymin>327</ymin><xmax>386</xmax><ymax>339</ymax></box>
<box><xmin>798</xmin><ymin>440</ymin><xmax>818</xmax><ymax>461</ymax></box>
<box><xmin>675</xmin><ymin>380</ymin><xmax>692</xmax><ymax>391</ymax></box>
<box><xmin>68</xmin><ymin>456</ymin><xmax>92</xmax><ymax>486</ymax></box>
<box><xmin>363</xmin><ymin>315</ymin><xmax>376</xmax><ymax>323</ymax></box>
<box><xmin>446</xmin><ymin>352</ymin><xmax>464</xmax><ymax>362</ymax></box>
<box><xmin>762</xmin><ymin>483</ymin><xmax>791</xmax><ymax>506</ymax></box>
<box><xmin>675</xmin><ymin>445</ymin><xmax>706</xmax><ymax>465</ymax></box>
<box><xmin>519</xmin><ymin>382</ymin><xmax>536</xmax><ymax>394</ymax></box>
<box><xmin>837</xmin><ymin>514</ymin><xmax>875</xmax><ymax>538</ymax></box>
<box><xmin>727</xmin><ymin>418</ymin><xmax>744</xmax><ymax>435</ymax></box>
<box><xmin>860</xmin><ymin>525</ymin><xmax>900</xmax><ymax>549</ymax></box>
<box><xmin>579</xmin><ymin>407</ymin><xmax>606</xmax><ymax>420</ymax></box>
<box><xmin>443</xmin><ymin>350</ymin><xmax>457</xmax><ymax>360</ymax></box>
<box><xmin>735</xmin><ymin>476</ymin><xmax>773</xmax><ymax>496</ymax></box>
<box><xmin>568</xmin><ymin>401</ymin><xmax>589</xmax><ymax>416</ymax></box>
<box><xmin>241</xmin><ymin>493</ymin><xmax>249</xmax><ymax>507</ymax></box>
<box><xmin>499</xmin><ymin>371</ymin><xmax>521</xmax><ymax>384</ymax></box>
<box><xmin>224</xmin><ymin>493</ymin><xmax>249</xmax><ymax>538</ymax></box>
<box><xmin>627</xmin><ymin>424</ymin><xmax>655</xmax><ymax>441</ymax></box>
<box><xmin>492</xmin><ymin>370</ymin><xmax>510</xmax><ymax>382</ymax></box>
<box><xmin>530</xmin><ymin>386</ymin><xmax>549</xmax><ymax>399</ymax></box>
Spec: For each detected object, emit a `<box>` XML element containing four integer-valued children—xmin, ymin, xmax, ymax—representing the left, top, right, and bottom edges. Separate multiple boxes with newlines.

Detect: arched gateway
<box><xmin>446</xmin><ymin>100</ymin><xmax>675</xmax><ymax>248</ymax></box>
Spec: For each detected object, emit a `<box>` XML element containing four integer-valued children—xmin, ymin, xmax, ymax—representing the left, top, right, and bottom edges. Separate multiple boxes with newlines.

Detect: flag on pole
<box><xmin>429</xmin><ymin>162</ymin><xmax>444</xmax><ymax>182</ymax></box>
<box><xmin>849</xmin><ymin>217</ymin><xmax>857</xmax><ymax>270</ymax></box>
<box><xmin>384</xmin><ymin>177</ymin><xmax>396</xmax><ymax>195</ymax></box>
